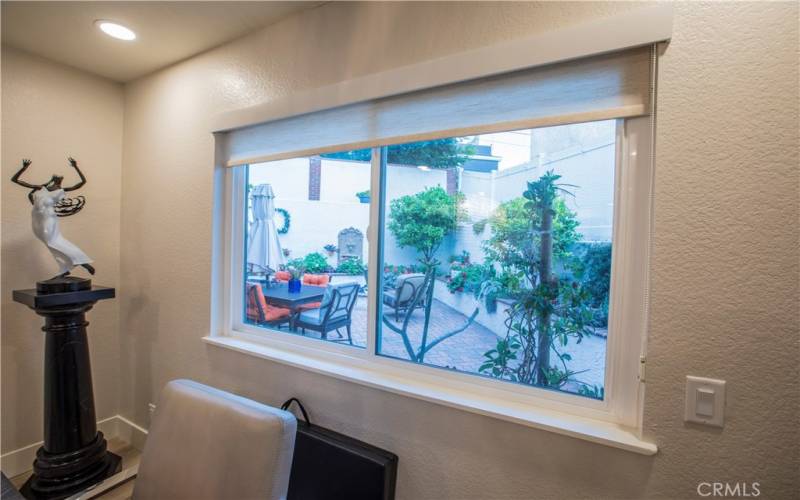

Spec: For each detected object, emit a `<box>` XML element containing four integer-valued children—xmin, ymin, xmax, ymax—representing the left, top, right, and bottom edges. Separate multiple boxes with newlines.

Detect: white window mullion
<box><xmin>605</xmin><ymin>116</ymin><xmax>654</xmax><ymax>429</ymax></box>
<box><xmin>366</xmin><ymin>147</ymin><xmax>384</xmax><ymax>357</ymax></box>
<box><xmin>226</xmin><ymin>165</ymin><xmax>248</xmax><ymax>336</ymax></box>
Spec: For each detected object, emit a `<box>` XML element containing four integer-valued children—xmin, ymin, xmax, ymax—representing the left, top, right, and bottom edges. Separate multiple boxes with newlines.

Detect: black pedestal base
<box><xmin>13</xmin><ymin>283</ymin><xmax>119</xmax><ymax>500</ymax></box>
<box><xmin>36</xmin><ymin>276</ymin><xmax>91</xmax><ymax>294</ymax></box>
<box><xmin>20</xmin><ymin>431</ymin><xmax>121</xmax><ymax>499</ymax></box>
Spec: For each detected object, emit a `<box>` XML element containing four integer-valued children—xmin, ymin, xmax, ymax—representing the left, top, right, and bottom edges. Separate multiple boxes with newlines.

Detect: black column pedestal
<box><xmin>13</xmin><ymin>278</ymin><xmax>121</xmax><ymax>500</ymax></box>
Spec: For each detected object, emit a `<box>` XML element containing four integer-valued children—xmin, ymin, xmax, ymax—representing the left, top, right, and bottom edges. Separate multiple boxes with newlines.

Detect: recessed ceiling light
<box><xmin>95</xmin><ymin>20</ymin><xmax>136</xmax><ymax>41</ymax></box>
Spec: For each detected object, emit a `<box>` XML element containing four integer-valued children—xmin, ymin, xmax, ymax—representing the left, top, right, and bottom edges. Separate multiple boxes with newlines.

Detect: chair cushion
<box><xmin>133</xmin><ymin>380</ymin><xmax>296</xmax><ymax>500</ymax></box>
<box><xmin>275</xmin><ymin>271</ymin><xmax>291</xmax><ymax>282</ymax></box>
<box><xmin>382</xmin><ymin>291</ymin><xmax>397</xmax><ymax>307</ymax></box>
<box><xmin>394</xmin><ymin>273</ymin><xmax>425</xmax><ymax>303</ymax></box>
<box><xmin>247</xmin><ymin>283</ymin><xmax>290</xmax><ymax>324</ymax></box>
<box><xmin>299</xmin><ymin>307</ymin><xmax>348</xmax><ymax>325</ymax></box>
<box><xmin>302</xmin><ymin>274</ymin><xmax>330</xmax><ymax>286</ymax></box>
<box><xmin>246</xmin><ymin>283</ymin><xmax>268</xmax><ymax>323</ymax></box>
<box><xmin>298</xmin><ymin>301</ymin><xmax>322</xmax><ymax>311</ymax></box>
<box><xmin>298</xmin><ymin>308</ymin><xmax>325</xmax><ymax>325</ymax></box>
<box><xmin>263</xmin><ymin>304</ymin><xmax>291</xmax><ymax>323</ymax></box>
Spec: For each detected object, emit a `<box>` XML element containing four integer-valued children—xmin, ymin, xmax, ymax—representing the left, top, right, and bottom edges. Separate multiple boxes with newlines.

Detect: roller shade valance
<box><xmin>222</xmin><ymin>45</ymin><xmax>653</xmax><ymax>167</ymax></box>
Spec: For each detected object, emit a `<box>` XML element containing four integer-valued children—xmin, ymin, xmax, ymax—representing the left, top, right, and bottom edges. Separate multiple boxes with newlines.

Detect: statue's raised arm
<box><xmin>11</xmin><ymin>159</ymin><xmax>44</xmax><ymax>190</ymax></box>
<box><xmin>64</xmin><ymin>157</ymin><xmax>87</xmax><ymax>192</ymax></box>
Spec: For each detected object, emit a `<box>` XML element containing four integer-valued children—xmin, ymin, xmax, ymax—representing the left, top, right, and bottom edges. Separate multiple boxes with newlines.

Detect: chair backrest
<box><xmin>319</xmin><ymin>282</ymin><xmax>360</xmax><ymax>323</ymax></box>
<box><xmin>275</xmin><ymin>271</ymin><xmax>291</xmax><ymax>282</ymax></box>
<box><xmin>395</xmin><ymin>273</ymin><xmax>425</xmax><ymax>303</ymax></box>
<box><xmin>133</xmin><ymin>379</ymin><xmax>296</xmax><ymax>500</ymax></box>
<box><xmin>246</xmin><ymin>282</ymin><xmax>268</xmax><ymax>323</ymax></box>
<box><xmin>302</xmin><ymin>273</ymin><xmax>330</xmax><ymax>286</ymax></box>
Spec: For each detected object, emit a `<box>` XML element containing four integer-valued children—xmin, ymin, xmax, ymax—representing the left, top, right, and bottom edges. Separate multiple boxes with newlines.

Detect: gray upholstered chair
<box><xmin>133</xmin><ymin>379</ymin><xmax>296</xmax><ymax>500</ymax></box>
<box><xmin>382</xmin><ymin>273</ymin><xmax>426</xmax><ymax>321</ymax></box>
<box><xmin>294</xmin><ymin>282</ymin><xmax>360</xmax><ymax>344</ymax></box>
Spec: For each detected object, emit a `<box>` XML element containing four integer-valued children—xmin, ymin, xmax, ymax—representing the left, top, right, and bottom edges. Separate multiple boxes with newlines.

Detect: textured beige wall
<box><xmin>119</xmin><ymin>2</ymin><xmax>798</xmax><ymax>499</ymax></box>
<box><xmin>1</xmin><ymin>47</ymin><xmax>124</xmax><ymax>453</ymax></box>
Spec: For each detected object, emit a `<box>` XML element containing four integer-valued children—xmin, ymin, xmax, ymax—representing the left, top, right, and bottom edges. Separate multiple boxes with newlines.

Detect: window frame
<box><xmin>215</xmin><ymin>116</ymin><xmax>653</xmax><ymax>441</ymax></box>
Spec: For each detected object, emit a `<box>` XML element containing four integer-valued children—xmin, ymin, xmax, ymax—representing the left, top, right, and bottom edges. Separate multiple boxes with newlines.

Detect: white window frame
<box><xmin>208</xmin><ymin>116</ymin><xmax>655</xmax><ymax>455</ymax></box>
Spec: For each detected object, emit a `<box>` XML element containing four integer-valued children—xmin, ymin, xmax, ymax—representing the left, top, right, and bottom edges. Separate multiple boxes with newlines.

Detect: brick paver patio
<box><xmin>282</xmin><ymin>295</ymin><xmax>607</xmax><ymax>389</ymax></box>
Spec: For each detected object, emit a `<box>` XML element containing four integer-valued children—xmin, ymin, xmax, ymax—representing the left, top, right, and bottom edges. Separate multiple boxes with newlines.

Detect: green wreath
<box><xmin>275</xmin><ymin>207</ymin><xmax>290</xmax><ymax>234</ymax></box>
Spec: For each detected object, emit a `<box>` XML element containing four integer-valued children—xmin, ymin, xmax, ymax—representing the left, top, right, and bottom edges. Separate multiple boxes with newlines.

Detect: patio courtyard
<box><xmin>289</xmin><ymin>295</ymin><xmax>607</xmax><ymax>390</ymax></box>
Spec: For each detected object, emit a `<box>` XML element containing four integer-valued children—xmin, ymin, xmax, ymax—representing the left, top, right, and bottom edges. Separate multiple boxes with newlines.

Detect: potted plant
<box><xmin>355</xmin><ymin>190</ymin><xmax>370</xmax><ymax>203</ymax></box>
<box><xmin>287</xmin><ymin>266</ymin><xmax>304</xmax><ymax>293</ymax></box>
<box><xmin>448</xmin><ymin>251</ymin><xmax>470</xmax><ymax>278</ymax></box>
<box><xmin>323</xmin><ymin>244</ymin><xmax>338</xmax><ymax>257</ymax></box>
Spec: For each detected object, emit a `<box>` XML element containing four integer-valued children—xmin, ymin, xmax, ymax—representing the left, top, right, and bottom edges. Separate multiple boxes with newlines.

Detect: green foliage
<box><xmin>448</xmin><ymin>262</ymin><xmax>494</xmax><ymax>294</ymax></box>
<box><xmin>387</xmin><ymin>187</ymin><xmax>464</xmax><ymax>265</ymax></box>
<box><xmin>355</xmin><ymin>190</ymin><xmax>370</xmax><ymax>199</ymax></box>
<box><xmin>482</xmin><ymin>197</ymin><xmax>580</xmax><ymax>280</ymax></box>
<box><xmin>300</xmin><ymin>252</ymin><xmax>330</xmax><ymax>274</ymax></box>
<box><xmin>286</xmin><ymin>258</ymin><xmax>304</xmax><ymax>270</ymax></box>
<box><xmin>578</xmin><ymin>384</ymin><xmax>605</xmax><ymax>399</ymax></box>
<box><xmin>382</xmin><ymin>262</ymin><xmax>427</xmax><ymax>288</ymax></box>
<box><xmin>570</xmin><ymin>242</ymin><xmax>612</xmax><ymax>326</ymax></box>
<box><xmin>448</xmin><ymin>251</ymin><xmax>471</xmax><ymax>265</ymax></box>
<box><xmin>337</xmin><ymin>257</ymin><xmax>366</xmax><ymax>275</ymax></box>
<box><xmin>285</xmin><ymin>260</ymin><xmax>305</xmax><ymax>280</ymax></box>
<box><xmin>322</xmin><ymin>138</ymin><xmax>474</xmax><ymax>168</ymax></box>
<box><xmin>479</xmin><ymin>335</ymin><xmax>521</xmax><ymax>381</ymax></box>
<box><xmin>478</xmin><ymin>172</ymin><xmax>597</xmax><ymax>393</ymax></box>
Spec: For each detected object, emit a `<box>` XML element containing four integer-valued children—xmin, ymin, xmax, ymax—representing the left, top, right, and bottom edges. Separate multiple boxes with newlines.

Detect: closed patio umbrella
<box><xmin>247</xmin><ymin>184</ymin><xmax>285</xmax><ymax>275</ymax></box>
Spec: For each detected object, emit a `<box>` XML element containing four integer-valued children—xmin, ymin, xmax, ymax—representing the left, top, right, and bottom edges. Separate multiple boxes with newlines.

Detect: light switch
<box><xmin>696</xmin><ymin>388</ymin><xmax>715</xmax><ymax>417</ymax></box>
<box><xmin>685</xmin><ymin>376</ymin><xmax>725</xmax><ymax>427</ymax></box>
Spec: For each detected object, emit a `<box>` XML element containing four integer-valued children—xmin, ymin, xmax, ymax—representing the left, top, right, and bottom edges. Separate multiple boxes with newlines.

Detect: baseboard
<box><xmin>0</xmin><ymin>415</ymin><xmax>148</xmax><ymax>478</ymax></box>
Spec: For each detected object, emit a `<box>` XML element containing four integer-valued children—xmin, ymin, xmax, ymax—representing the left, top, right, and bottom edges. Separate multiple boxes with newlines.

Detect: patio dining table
<box><xmin>259</xmin><ymin>282</ymin><xmax>327</xmax><ymax>329</ymax></box>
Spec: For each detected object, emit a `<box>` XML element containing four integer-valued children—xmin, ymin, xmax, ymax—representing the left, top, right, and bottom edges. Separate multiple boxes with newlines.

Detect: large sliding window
<box><xmin>218</xmin><ymin>40</ymin><xmax>660</xmax><ymax>435</ymax></box>
<box><xmin>232</xmin><ymin>117</ymin><xmax>647</xmax><ymax>404</ymax></box>
<box><xmin>375</xmin><ymin>122</ymin><xmax>617</xmax><ymax>399</ymax></box>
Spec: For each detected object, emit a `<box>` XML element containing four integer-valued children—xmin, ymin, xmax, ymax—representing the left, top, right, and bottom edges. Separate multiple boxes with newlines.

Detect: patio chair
<box><xmin>382</xmin><ymin>273</ymin><xmax>426</xmax><ymax>322</ymax></box>
<box><xmin>246</xmin><ymin>282</ymin><xmax>292</xmax><ymax>329</ymax></box>
<box><xmin>297</xmin><ymin>274</ymin><xmax>331</xmax><ymax>311</ymax></box>
<box><xmin>294</xmin><ymin>282</ymin><xmax>360</xmax><ymax>344</ymax></box>
<box><xmin>274</xmin><ymin>271</ymin><xmax>291</xmax><ymax>282</ymax></box>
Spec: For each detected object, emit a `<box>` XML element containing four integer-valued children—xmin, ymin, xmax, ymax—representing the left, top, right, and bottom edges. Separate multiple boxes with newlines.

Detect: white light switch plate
<box><xmin>685</xmin><ymin>376</ymin><xmax>726</xmax><ymax>427</ymax></box>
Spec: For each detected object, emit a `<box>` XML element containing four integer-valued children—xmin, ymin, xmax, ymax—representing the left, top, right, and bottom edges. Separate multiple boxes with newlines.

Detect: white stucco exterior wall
<box><xmin>118</xmin><ymin>2</ymin><xmax>798</xmax><ymax>499</ymax></box>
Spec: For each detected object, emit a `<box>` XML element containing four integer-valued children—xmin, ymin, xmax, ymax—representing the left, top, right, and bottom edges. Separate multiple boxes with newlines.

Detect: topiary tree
<box><xmin>387</xmin><ymin>187</ymin><xmax>464</xmax><ymax>266</ymax></box>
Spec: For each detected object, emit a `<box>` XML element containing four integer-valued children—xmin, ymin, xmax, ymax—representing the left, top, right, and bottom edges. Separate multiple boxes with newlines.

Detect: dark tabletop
<box><xmin>260</xmin><ymin>282</ymin><xmax>326</xmax><ymax>309</ymax></box>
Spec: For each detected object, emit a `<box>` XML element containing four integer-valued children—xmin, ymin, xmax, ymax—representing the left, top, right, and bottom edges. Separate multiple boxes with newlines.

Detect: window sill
<box><xmin>203</xmin><ymin>334</ymin><xmax>657</xmax><ymax>456</ymax></box>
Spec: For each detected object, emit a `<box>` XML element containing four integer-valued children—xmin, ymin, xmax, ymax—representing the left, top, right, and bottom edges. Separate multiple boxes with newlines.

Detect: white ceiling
<box><xmin>1</xmin><ymin>1</ymin><xmax>320</xmax><ymax>82</ymax></box>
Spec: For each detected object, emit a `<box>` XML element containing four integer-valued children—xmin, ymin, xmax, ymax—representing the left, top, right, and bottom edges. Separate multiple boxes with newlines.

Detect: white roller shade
<box><xmin>222</xmin><ymin>46</ymin><xmax>653</xmax><ymax>167</ymax></box>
